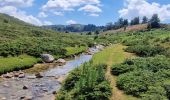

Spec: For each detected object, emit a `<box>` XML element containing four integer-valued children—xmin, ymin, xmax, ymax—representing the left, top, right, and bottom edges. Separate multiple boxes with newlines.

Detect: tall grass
<box><xmin>56</xmin><ymin>62</ymin><xmax>111</xmax><ymax>100</ymax></box>
<box><xmin>65</xmin><ymin>46</ymin><xmax>87</xmax><ymax>56</ymax></box>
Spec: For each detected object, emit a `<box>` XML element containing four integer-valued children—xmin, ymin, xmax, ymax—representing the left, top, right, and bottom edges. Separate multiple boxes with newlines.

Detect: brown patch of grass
<box><xmin>102</xmin><ymin>24</ymin><xmax>147</xmax><ymax>35</ymax></box>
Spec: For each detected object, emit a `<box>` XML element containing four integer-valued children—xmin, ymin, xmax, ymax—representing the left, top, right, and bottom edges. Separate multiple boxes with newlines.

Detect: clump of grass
<box><xmin>56</xmin><ymin>63</ymin><xmax>111</xmax><ymax>100</ymax></box>
<box><xmin>0</xmin><ymin>55</ymin><xmax>40</xmax><ymax>74</ymax></box>
<box><xmin>65</xmin><ymin>46</ymin><xmax>87</xmax><ymax>56</ymax></box>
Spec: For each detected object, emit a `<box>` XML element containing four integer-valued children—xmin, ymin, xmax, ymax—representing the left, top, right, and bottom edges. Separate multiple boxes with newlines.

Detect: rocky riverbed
<box><xmin>0</xmin><ymin>47</ymin><xmax>101</xmax><ymax>100</ymax></box>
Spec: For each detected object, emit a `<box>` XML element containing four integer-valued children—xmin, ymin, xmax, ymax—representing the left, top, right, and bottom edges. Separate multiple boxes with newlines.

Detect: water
<box><xmin>0</xmin><ymin>47</ymin><xmax>99</xmax><ymax>100</ymax></box>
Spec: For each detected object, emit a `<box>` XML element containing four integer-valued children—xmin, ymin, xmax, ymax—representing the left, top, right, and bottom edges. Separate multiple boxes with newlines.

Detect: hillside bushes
<box><xmin>112</xmin><ymin>56</ymin><xmax>170</xmax><ymax>99</ymax></box>
<box><xmin>0</xmin><ymin>36</ymin><xmax>93</xmax><ymax>58</ymax></box>
<box><xmin>57</xmin><ymin>63</ymin><xmax>112</xmax><ymax>100</ymax></box>
<box><xmin>125</xmin><ymin>45</ymin><xmax>166</xmax><ymax>57</ymax></box>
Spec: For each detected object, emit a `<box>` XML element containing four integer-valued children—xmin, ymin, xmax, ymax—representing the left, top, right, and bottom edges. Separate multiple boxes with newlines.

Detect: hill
<box><xmin>43</xmin><ymin>24</ymin><xmax>105</xmax><ymax>33</ymax></box>
<box><xmin>0</xmin><ymin>13</ymin><xmax>94</xmax><ymax>74</ymax></box>
<box><xmin>102</xmin><ymin>24</ymin><xmax>148</xmax><ymax>35</ymax></box>
<box><xmin>0</xmin><ymin>13</ymin><xmax>93</xmax><ymax>57</ymax></box>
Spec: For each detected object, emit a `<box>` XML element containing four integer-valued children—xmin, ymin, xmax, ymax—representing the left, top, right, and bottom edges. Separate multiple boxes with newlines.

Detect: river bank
<box><xmin>0</xmin><ymin>46</ymin><xmax>89</xmax><ymax>75</ymax></box>
<box><xmin>0</xmin><ymin>47</ymin><xmax>101</xmax><ymax>100</ymax></box>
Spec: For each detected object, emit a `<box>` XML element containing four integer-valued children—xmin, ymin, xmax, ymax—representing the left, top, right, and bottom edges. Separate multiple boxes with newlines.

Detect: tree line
<box><xmin>106</xmin><ymin>14</ymin><xmax>160</xmax><ymax>31</ymax></box>
<box><xmin>43</xmin><ymin>14</ymin><xmax>161</xmax><ymax>33</ymax></box>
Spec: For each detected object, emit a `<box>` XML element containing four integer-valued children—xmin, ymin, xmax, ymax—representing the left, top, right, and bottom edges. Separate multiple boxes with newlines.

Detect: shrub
<box><xmin>125</xmin><ymin>45</ymin><xmax>166</xmax><ymax>57</ymax></box>
<box><xmin>141</xmin><ymin>86</ymin><xmax>168</xmax><ymax>100</ymax></box>
<box><xmin>57</xmin><ymin>63</ymin><xmax>111</xmax><ymax>100</ymax></box>
<box><xmin>112</xmin><ymin>64</ymin><xmax>135</xmax><ymax>75</ymax></box>
<box><xmin>114</xmin><ymin>56</ymin><xmax>170</xmax><ymax>99</ymax></box>
<box><xmin>117</xmin><ymin>70</ymin><xmax>157</xmax><ymax>96</ymax></box>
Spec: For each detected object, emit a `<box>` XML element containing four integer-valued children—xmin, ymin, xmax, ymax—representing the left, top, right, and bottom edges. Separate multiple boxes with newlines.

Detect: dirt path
<box><xmin>104</xmin><ymin>44</ymin><xmax>138</xmax><ymax>100</ymax></box>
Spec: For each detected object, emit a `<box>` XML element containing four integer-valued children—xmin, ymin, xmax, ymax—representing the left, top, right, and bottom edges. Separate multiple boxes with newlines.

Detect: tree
<box><xmin>133</xmin><ymin>17</ymin><xmax>140</xmax><ymax>25</ymax></box>
<box><xmin>87</xmin><ymin>32</ymin><xmax>92</xmax><ymax>35</ymax></box>
<box><xmin>84</xmin><ymin>24</ymin><xmax>96</xmax><ymax>32</ymax></box>
<box><xmin>123</xmin><ymin>19</ymin><xmax>129</xmax><ymax>26</ymax></box>
<box><xmin>106</xmin><ymin>22</ymin><xmax>113</xmax><ymax>30</ymax></box>
<box><xmin>95</xmin><ymin>30</ymin><xmax>100</xmax><ymax>35</ymax></box>
<box><xmin>142</xmin><ymin>16</ymin><xmax>148</xmax><ymax>24</ymax></box>
<box><xmin>130</xmin><ymin>17</ymin><xmax>140</xmax><ymax>25</ymax></box>
<box><xmin>118</xmin><ymin>18</ymin><xmax>124</xmax><ymax>27</ymax></box>
<box><xmin>130</xmin><ymin>20</ymin><xmax>134</xmax><ymax>25</ymax></box>
<box><xmin>149</xmin><ymin>14</ymin><xmax>160</xmax><ymax>28</ymax></box>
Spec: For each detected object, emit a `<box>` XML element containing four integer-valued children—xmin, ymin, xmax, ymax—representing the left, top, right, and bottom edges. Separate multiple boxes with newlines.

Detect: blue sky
<box><xmin>0</xmin><ymin>0</ymin><xmax>170</xmax><ymax>26</ymax></box>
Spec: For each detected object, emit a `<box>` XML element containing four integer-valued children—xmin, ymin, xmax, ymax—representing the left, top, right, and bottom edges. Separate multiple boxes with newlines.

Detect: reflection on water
<box><xmin>44</xmin><ymin>54</ymin><xmax>92</xmax><ymax>77</ymax></box>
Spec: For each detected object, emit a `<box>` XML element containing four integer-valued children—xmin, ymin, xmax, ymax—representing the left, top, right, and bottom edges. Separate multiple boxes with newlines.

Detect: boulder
<box><xmin>52</xmin><ymin>91</ymin><xmax>57</xmax><ymax>95</ymax></box>
<box><xmin>20</xmin><ymin>96</ymin><xmax>32</xmax><ymax>100</ymax></box>
<box><xmin>41</xmin><ymin>54</ymin><xmax>54</xmax><ymax>63</ymax></box>
<box><xmin>1</xmin><ymin>97</ymin><xmax>7</xmax><ymax>100</ymax></box>
<box><xmin>3</xmin><ymin>84</ymin><xmax>9</xmax><ymax>87</ymax></box>
<box><xmin>35</xmin><ymin>73</ymin><xmax>43</xmax><ymax>78</ymax></box>
<box><xmin>96</xmin><ymin>45</ymin><xmax>104</xmax><ymax>50</ymax></box>
<box><xmin>3</xmin><ymin>73</ymin><xmax>13</xmax><ymax>78</ymax></box>
<box><xmin>18</xmin><ymin>73</ymin><xmax>25</xmax><ymax>78</ymax></box>
<box><xmin>14</xmin><ymin>73</ymin><xmax>20</xmax><ymax>77</ymax></box>
<box><xmin>23</xmin><ymin>85</ymin><xmax>28</xmax><ymax>90</ymax></box>
<box><xmin>56</xmin><ymin>59</ymin><xmax>66</xmax><ymax>64</ymax></box>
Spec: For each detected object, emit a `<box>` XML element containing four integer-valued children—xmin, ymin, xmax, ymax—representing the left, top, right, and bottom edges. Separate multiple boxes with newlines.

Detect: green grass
<box><xmin>0</xmin><ymin>55</ymin><xmax>40</xmax><ymax>74</ymax></box>
<box><xmin>92</xmin><ymin>44</ymin><xmax>138</xmax><ymax>100</ymax></box>
<box><xmin>65</xmin><ymin>46</ymin><xmax>87</xmax><ymax>56</ymax></box>
<box><xmin>92</xmin><ymin>44</ymin><xmax>134</xmax><ymax>65</ymax></box>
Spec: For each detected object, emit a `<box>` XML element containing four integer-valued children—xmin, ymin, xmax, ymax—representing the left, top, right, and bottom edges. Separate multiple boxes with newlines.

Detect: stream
<box><xmin>0</xmin><ymin>47</ymin><xmax>100</xmax><ymax>100</ymax></box>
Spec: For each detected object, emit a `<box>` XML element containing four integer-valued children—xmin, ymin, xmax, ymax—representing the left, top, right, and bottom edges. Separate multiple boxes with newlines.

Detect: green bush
<box><xmin>125</xmin><ymin>45</ymin><xmax>166</xmax><ymax>57</ymax></box>
<box><xmin>112</xmin><ymin>56</ymin><xmax>170</xmax><ymax>99</ymax></box>
<box><xmin>141</xmin><ymin>86</ymin><xmax>168</xmax><ymax>100</ymax></box>
<box><xmin>117</xmin><ymin>70</ymin><xmax>157</xmax><ymax>96</ymax></box>
<box><xmin>57</xmin><ymin>63</ymin><xmax>111</xmax><ymax>100</ymax></box>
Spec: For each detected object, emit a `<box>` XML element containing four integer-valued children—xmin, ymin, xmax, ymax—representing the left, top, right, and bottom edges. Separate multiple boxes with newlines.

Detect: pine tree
<box><xmin>142</xmin><ymin>16</ymin><xmax>148</xmax><ymax>24</ymax></box>
<box><xmin>149</xmin><ymin>14</ymin><xmax>160</xmax><ymax>28</ymax></box>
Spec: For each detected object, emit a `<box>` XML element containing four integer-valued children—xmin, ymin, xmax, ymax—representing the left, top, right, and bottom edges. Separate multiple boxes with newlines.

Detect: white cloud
<box><xmin>119</xmin><ymin>0</ymin><xmax>170</xmax><ymax>21</ymax></box>
<box><xmin>43</xmin><ymin>21</ymin><xmax>53</xmax><ymax>25</ymax></box>
<box><xmin>0</xmin><ymin>0</ymin><xmax>34</xmax><ymax>7</ymax></box>
<box><xmin>66</xmin><ymin>20</ymin><xmax>77</xmax><ymax>24</ymax></box>
<box><xmin>53</xmin><ymin>11</ymin><xmax>64</xmax><ymax>16</ymax></box>
<box><xmin>89</xmin><ymin>13</ymin><xmax>99</xmax><ymax>17</ymax></box>
<box><xmin>0</xmin><ymin>0</ymin><xmax>53</xmax><ymax>26</ymax></box>
<box><xmin>79</xmin><ymin>4</ymin><xmax>102</xmax><ymax>13</ymax></box>
<box><xmin>38</xmin><ymin>12</ymin><xmax>48</xmax><ymax>18</ymax></box>
<box><xmin>0</xmin><ymin>6</ymin><xmax>43</xmax><ymax>25</ymax></box>
<box><xmin>42</xmin><ymin>0</ymin><xmax>102</xmax><ymax>16</ymax></box>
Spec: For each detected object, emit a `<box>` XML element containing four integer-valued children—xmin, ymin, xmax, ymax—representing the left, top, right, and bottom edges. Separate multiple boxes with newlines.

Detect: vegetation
<box><xmin>0</xmin><ymin>13</ymin><xmax>94</xmax><ymax>58</ymax></box>
<box><xmin>106</xmin><ymin>29</ymin><xmax>170</xmax><ymax>100</ymax></box>
<box><xmin>65</xmin><ymin>46</ymin><xmax>87</xmax><ymax>56</ymax></box>
<box><xmin>0</xmin><ymin>13</ymin><xmax>94</xmax><ymax>74</ymax></box>
<box><xmin>112</xmin><ymin>56</ymin><xmax>170</xmax><ymax>99</ymax></box>
<box><xmin>56</xmin><ymin>63</ymin><xmax>112</xmax><ymax>100</ymax></box>
<box><xmin>43</xmin><ymin>24</ymin><xmax>105</xmax><ymax>32</ymax></box>
<box><xmin>0</xmin><ymin>55</ymin><xmax>40</xmax><ymax>74</ymax></box>
<box><xmin>57</xmin><ymin>45</ymin><xmax>138</xmax><ymax>100</ymax></box>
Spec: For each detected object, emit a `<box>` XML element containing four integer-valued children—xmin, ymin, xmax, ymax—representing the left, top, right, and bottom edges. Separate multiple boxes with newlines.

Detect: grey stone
<box><xmin>41</xmin><ymin>54</ymin><xmax>54</xmax><ymax>63</ymax></box>
<box><xmin>56</xmin><ymin>59</ymin><xmax>66</xmax><ymax>63</ymax></box>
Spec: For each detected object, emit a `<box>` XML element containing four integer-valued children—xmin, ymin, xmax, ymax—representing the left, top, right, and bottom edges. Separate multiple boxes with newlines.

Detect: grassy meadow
<box><xmin>0</xmin><ymin>55</ymin><xmax>40</xmax><ymax>74</ymax></box>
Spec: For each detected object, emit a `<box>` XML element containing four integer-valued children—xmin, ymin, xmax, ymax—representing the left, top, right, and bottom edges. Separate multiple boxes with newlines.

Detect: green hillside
<box><xmin>0</xmin><ymin>13</ymin><xmax>93</xmax><ymax>57</ymax></box>
<box><xmin>0</xmin><ymin>13</ymin><xmax>93</xmax><ymax>74</ymax></box>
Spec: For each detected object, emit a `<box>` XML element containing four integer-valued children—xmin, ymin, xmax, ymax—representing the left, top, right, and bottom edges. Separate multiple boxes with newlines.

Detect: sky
<box><xmin>0</xmin><ymin>0</ymin><xmax>170</xmax><ymax>26</ymax></box>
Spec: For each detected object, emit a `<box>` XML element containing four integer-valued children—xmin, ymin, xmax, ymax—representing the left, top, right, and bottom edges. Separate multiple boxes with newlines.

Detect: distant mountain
<box><xmin>42</xmin><ymin>24</ymin><xmax>105</xmax><ymax>32</ymax></box>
